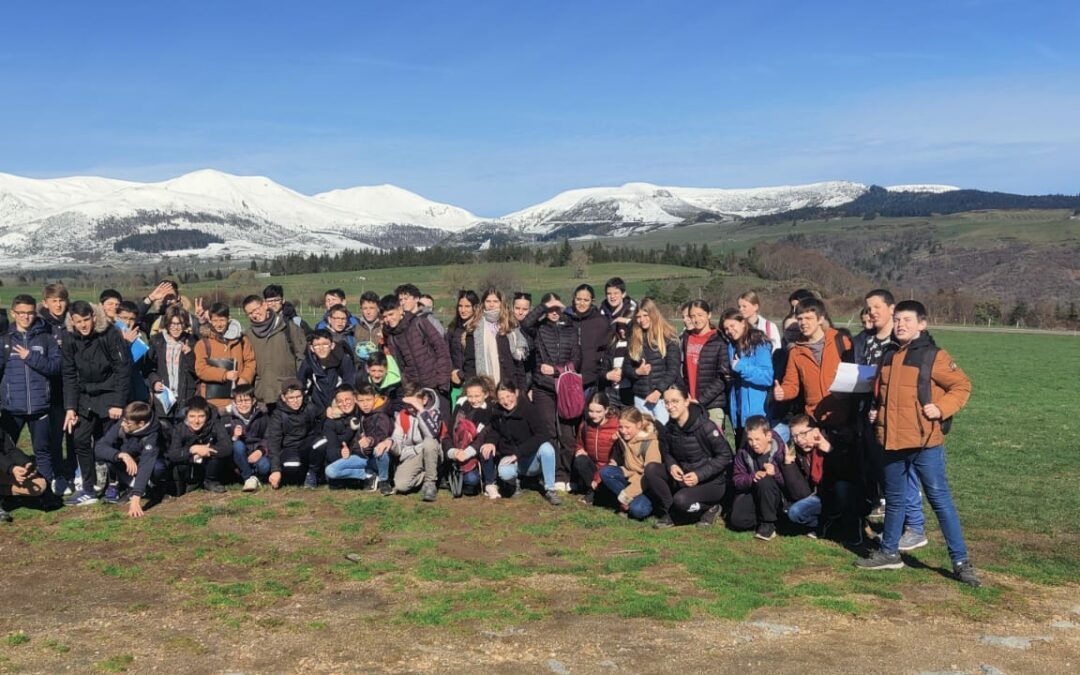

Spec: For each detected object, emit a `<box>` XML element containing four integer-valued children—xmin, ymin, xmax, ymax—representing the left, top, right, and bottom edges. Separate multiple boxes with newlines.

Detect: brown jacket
<box><xmin>779</xmin><ymin>328</ymin><xmax>853</xmax><ymax>429</ymax></box>
<box><xmin>873</xmin><ymin>334</ymin><xmax>971</xmax><ymax>451</ymax></box>
<box><xmin>609</xmin><ymin>428</ymin><xmax>662</xmax><ymax>501</ymax></box>
<box><xmin>194</xmin><ymin>320</ymin><xmax>257</xmax><ymax>410</ymax></box>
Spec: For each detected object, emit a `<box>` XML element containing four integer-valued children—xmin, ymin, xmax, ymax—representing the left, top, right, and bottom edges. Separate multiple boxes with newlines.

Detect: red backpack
<box><xmin>452</xmin><ymin>416</ymin><xmax>481</xmax><ymax>474</ymax></box>
<box><xmin>556</xmin><ymin>365</ymin><xmax>585</xmax><ymax>419</ymax></box>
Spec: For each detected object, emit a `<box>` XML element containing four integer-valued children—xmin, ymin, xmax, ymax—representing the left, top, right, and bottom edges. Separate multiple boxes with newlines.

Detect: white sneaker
<box><xmin>484</xmin><ymin>484</ymin><xmax>501</xmax><ymax>500</ymax></box>
<box><xmin>242</xmin><ymin>476</ymin><xmax>260</xmax><ymax>492</ymax></box>
<box><xmin>553</xmin><ymin>481</ymin><xmax>570</xmax><ymax>493</ymax></box>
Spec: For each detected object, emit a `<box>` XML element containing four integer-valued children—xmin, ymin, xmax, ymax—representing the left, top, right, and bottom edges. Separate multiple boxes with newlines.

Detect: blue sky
<box><xmin>1</xmin><ymin>0</ymin><xmax>1077</xmax><ymax>215</ymax></box>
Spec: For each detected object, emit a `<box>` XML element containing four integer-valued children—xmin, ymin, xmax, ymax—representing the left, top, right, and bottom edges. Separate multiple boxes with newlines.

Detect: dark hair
<box><xmin>461</xmin><ymin>375</ymin><xmax>495</xmax><ymax>400</ymax></box>
<box><xmin>117</xmin><ymin>300</ymin><xmax>139</xmax><ymax>316</ymax></box>
<box><xmin>604</xmin><ymin>277</ymin><xmax>627</xmax><ymax>293</ymax></box>
<box><xmin>162</xmin><ymin>305</ymin><xmax>190</xmax><ymax>332</ymax></box>
<box><xmin>326</xmin><ymin>303</ymin><xmax>349</xmax><ymax>319</ymax></box>
<box><xmin>894</xmin><ymin>300</ymin><xmax>928</xmax><ymax>322</ymax></box>
<box><xmin>540</xmin><ymin>292</ymin><xmax>561</xmax><ymax>305</ymax></box>
<box><xmin>400</xmin><ymin>382</ymin><xmax>425</xmax><ymax>399</ymax></box>
<box><xmin>495</xmin><ymin>380</ymin><xmax>520</xmax><ymax>396</ymax></box>
<box><xmin>664</xmin><ymin>383</ymin><xmax>690</xmax><ymax>399</ymax></box>
<box><xmin>355</xmin><ymin>383</ymin><xmax>377</xmax><ymax>397</ymax></box>
<box><xmin>308</xmin><ymin>328</ymin><xmax>334</xmax><ymax>344</ymax></box>
<box><xmin>788</xmin><ymin>288</ymin><xmax>815</xmax><ymax>305</ymax></box>
<box><xmin>280</xmin><ymin>381</ymin><xmax>304</xmax><ymax>396</ymax></box>
<box><xmin>451</xmin><ymin>290</ymin><xmax>480</xmax><ymax>330</ymax></box>
<box><xmin>865</xmin><ymin>288</ymin><xmax>896</xmax><ymax>306</ymax></box>
<box><xmin>158</xmin><ymin>279</ymin><xmax>179</xmax><ymax>293</ymax></box>
<box><xmin>11</xmin><ymin>294</ymin><xmax>36</xmax><ymax>309</ymax></box>
<box><xmin>324</xmin><ymin>288</ymin><xmax>346</xmax><ymax>301</ymax></box>
<box><xmin>744</xmin><ymin>415</ymin><xmax>771</xmax><ymax>434</ymax></box>
<box><xmin>232</xmin><ymin>383</ymin><xmax>256</xmax><ymax>399</ymax></box>
<box><xmin>43</xmin><ymin>282</ymin><xmax>69</xmax><ymax>301</ymax></box>
<box><xmin>242</xmin><ymin>294</ymin><xmax>264</xmax><ymax>308</ymax></box>
<box><xmin>573</xmin><ymin>283</ymin><xmax>595</xmax><ymax>300</ymax></box>
<box><xmin>69</xmin><ymin>300</ymin><xmax>93</xmax><ymax>318</ymax></box>
<box><xmin>395</xmin><ymin>283</ymin><xmax>421</xmax><ymax>299</ymax></box>
<box><xmin>719</xmin><ymin>309</ymin><xmax>770</xmax><ymax>355</ymax></box>
<box><xmin>262</xmin><ymin>284</ymin><xmax>284</xmax><ymax>300</ymax></box>
<box><xmin>513</xmin><ymin>291</ymin><xmax>532</xmax><ymax>303</ymax></box>
<box><xmin>209</xmin><ymin>302</ymin><xmax>230</xmax><ymax>319</ymax></box>
<box><xmin>795</xmin><ymin>298</ymin><xmax>827</xmax><ymax>318</ymax></box>
<box><xmin>334</xmin><ymin>384</ymin><xmax>357</xmax><ymax>397</ymax></box>
<box><xmin>99</xmin><ymin>289</ymin><xmax>122</xmax><ymax>304</ymax></box>
<box><xmin>184</xmin><ymin>396</ymin><xmax>212</xmax><ymax>417</ymax></box>
<box><xmin>123</xmin><ymin>401</ymin><xmax>153</xmax><ymax>425</ymax></box>
<box><xmin>379</xmin><ymin>294</ymin><xmax>400</xmax><ymax>313</ymax></box>
<box><xmin>585</xmin><ymin>391</ymin><xmax>614</xmax><ymax>418</ymax></box>
<box><xmin>366</xmin><ymin>352</ymin><xmax>388</xmax><ymax>368</ymax></box>
<box><xmin>687</xmin><ymin>298</ymin><xmax>712</xmax><ymax>314</ymax></box>
<box><xmin>359</xmin><ymin>291</ymin><xmax>381</xmax><ymax>305</ymax></box>
<box><xmin>419</xmin><ymin>293</ymin><xmax>434</xmax><ymax>303</ymax></box>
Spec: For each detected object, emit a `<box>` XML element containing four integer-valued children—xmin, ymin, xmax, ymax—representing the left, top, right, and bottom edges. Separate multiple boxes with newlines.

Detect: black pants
<box><xmin>72</xmin><ymin>412</ymin><xmax>116</xmax><ymax>492</ymax></box>
<box><xmin>729</xmin><ymin>476</ymin><xmax>783</xmax><ymax>531</ymax></box>
<box><xmin>532</xmin><ymin>388</ymin><xmax>579</xmax><ymax>483</ymax></box>
<box><xmin>171</xmin><ymin>455</ymin><xmax>231</xmax><ymax>495</ymax></box>
<box><xmin>571</xmin><ymin>454</ymin><xmax>597</xmax><ymax>492</ymax></box>
<box><xmin>642</xmin><ymin>462</ymin><xmax>726</xmax><ymax>520</ymax></box>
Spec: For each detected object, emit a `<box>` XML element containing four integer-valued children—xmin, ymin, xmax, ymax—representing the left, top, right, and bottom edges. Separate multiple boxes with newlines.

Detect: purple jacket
<box><xmin>732</xmin><ymin>430</ymin><xmax>787</xmax><ymax>492</ymax></box>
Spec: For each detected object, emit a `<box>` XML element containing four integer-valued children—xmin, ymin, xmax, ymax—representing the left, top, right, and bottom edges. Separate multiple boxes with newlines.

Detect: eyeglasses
<box><xmin>311</xmin><ymin>342</ymin><xmax>333</xmax><ymax>349</ymax></box>
<box><xmin>11</xmin><ymin>310</ymin><xmax>35</xmax><ymax>317</ymax></box>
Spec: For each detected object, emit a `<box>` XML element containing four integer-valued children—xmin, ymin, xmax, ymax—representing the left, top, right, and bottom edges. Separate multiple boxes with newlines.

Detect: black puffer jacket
<box><xmin>520</xmin><ymin>305</ymin><xmax>581</xmax><ymax>394</ymax></box>
<box><xmin>662</xmin><ymin>403</ymin><xmax>733</xmax><ymax>483</ymax></box>
<box><xmin>681</xmin><ymin>330</ymin><xmax>731</xmax><ymax>412</ymax></box>
<box><xmin>384</xmin><ymin>312</ymin><xmax>452</xmax><ymax>392</ymax></box>
<box><xmin>447</xmin><ymin>322</ymin><xmax>469</xmax><ymax>382</ymax></box>
<box><xmin>95</xmin><ymin>411</ymin><xmax>161</xmax><ymax>497</ymax></box>
<box><xmin>167</xmin><ymin>408</ymin><xmax>232</xmax><ymax>464</ymax></box>
<box><xmin>321</xmin><ymin>407</ymin><xmax>361</xmax><ymax>464</ymax></box>
<box><xmin>264</xmin><ymin>401</ymin><xmax>323</xmax><ymax>472</ymax></box>
<box><xmin>490</xmin><ymin>398</ymin><xmax>547</xmax><ymax>460</ymax></box>
<box><xmin>569</xmin><ymin>306</ymin><xmax>611</xmax><ymax>388</ymax></box>
<box><xmin>61</xmin><ymin>307</ymin><xmax>132</xmax><ymax>417</ymax></box>
<box><xmin>623</xmin><ymin>337</ymin><xmax>682</xmax><ymax>399</ymax></box>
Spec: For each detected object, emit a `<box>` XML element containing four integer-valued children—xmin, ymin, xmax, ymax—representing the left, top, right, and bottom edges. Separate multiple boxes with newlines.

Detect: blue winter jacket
<box><xmin>727</xmin><ymin>341</ymin><xmax>774</xmax><ymax>429</ymax></box>
<box><xmin>1</xmin><ymin>319</ymin><xmax>62</xmax><ymax>415</ymax></box>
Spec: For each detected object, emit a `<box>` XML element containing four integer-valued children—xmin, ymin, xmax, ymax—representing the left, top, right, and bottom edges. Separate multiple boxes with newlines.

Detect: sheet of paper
<box><xmin>828</xmin><ymin>363</ymin><xmax>877</xmax><ymax>394</ymax></box>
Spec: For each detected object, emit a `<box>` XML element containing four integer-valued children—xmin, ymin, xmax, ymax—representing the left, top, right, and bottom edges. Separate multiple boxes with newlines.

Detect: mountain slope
<box><xmin>314</xmin><ymin>184</ymin><xmax>480</xmax><ymax>232</ymax></box>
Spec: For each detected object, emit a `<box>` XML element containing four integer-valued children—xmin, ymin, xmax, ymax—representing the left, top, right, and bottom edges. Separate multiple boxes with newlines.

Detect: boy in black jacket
<box><xmin>356</xmin><ymin>384</ymin><xmax>394</xmax><ymax>494</ymax></box>
<box><xmin>227</xmin><ymin>384</ymin><xmax>270</xmax><ymax>492</ymax></box>
<box><xmin>62</xmin><ymin>301</ymin><xmax>132</xmax><ymax>506</ymax></box>
<box><xmin>321</xmin><ymin>385</ymin><xmax>363</xmax><ymax>489</ymax></box>
<box><xmin>265</xmin><ymin>379</ymin><xmax>325</xmax><ymax>489</ymax></box>
<box><xmin>94</xmin><ymin>401</ymin><xmax>164</xmax><ymax>517</ymax></box>
<box><xmin>167</xmin><ymin>396</ymin><xmax>233</xmax><ymax>494</ymax></box>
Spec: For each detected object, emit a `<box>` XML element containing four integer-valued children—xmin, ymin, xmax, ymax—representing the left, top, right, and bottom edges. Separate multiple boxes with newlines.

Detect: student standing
<box><xmin>681</xmin><ymin>300</ymin><xmax>730</xmax><ymax>431</ymax></box>
<box><xmin>622</xmin><ymin>298</ymin><xmax>681</xmax><ymax>425</ymax></box>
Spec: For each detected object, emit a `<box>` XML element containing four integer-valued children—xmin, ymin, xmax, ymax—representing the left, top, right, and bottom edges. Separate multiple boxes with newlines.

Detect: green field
<box><xmin>0</xmin><ymin>328</ymin><xmax>1076</xmax><ymax>672</ymax></box>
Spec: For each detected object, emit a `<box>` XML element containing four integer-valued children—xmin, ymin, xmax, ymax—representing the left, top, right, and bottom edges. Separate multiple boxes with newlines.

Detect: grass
<box><xmin>93</xmin><ymin>654</ymin><xmax>134</xmax><ymax>672</ymax></box>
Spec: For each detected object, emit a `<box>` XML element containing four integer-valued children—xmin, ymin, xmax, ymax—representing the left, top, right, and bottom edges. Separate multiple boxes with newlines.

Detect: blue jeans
<box><xmin>232</xmin><ymin>441</ymin><xmax>271</xmax><ymax>481</ymax></box>
<box><xmin>497</xmin><ymin>442</ymin><xmax>556</xmax><ymax>491</ymax></box>
<box><xmin>634</xmin><ymin>396</ymin><xmax>669</xmax><ymax>425</ymax></box>
<box><xmin>869</xmin><ymin>433</ymin><xmax>925</xmax><ymax>533</ymax></box>
<box><xmin>787</xmin><ymin>480</ymin><xmax>856</xmax><ymax>529</ymax></box>
<box><xmin>325</xmin><ymin>452</ymin><xmax>390</xmax><ymax>482</ymax></box>
<box><xmin>598</xmin><ymin>465</ymin><xmax>653</xmax><ymax>520</ymax></box>
<box><xmin>881</xmin><ymin>445</ymin><xmax>968</xmax><ymax>563</ymax></box>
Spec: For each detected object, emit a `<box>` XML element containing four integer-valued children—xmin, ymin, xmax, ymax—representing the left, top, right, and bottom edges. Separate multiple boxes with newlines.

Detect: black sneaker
<box><xmin>652</xmin><ymin>515</ymin><xmax>674</xmax><ymax>529</ymax></box>
<box><xmin>0</xmin><ymin>507</ymin><xmax>11</xmax><ymax>523</ymax></box>
<box><xmin>543</xmin><ymin>490</ymin><xmax>562</xmax><ymax>506</ymax></box>
<box><xmin>854</xmin><ymin>549</ymin><xmax>904</xmax><ymax>570</ymax></box>
<box><xmin>378</xmin><ymin>480</ymin><xmax>394</xmax><ymax>496</ymax></box>
<box><xmin>754</xmin><ymin>523</ymin><xmax>777</xmax><ymax>541</ymax></box>
<box><xmin>579</xmin><ymin>491</ymin><xmax>594</xmax><ymax>506</ymax></box>
<box><xmin>696</xmin><ymin>504</ymin><xmax>720</xmax><ymax>528</ymax></box>
<box><xmin>203</xmin><ymin>481</ymin><xmax>226</xmax><ymax>494</ymax></box>
<box><xmin>953</xmin><ymin>560</ymin><xmax>982</xmax><ymax>588</ymax></box>
<box><xmin>422</xmin><ymin>483</ymin><xmax>438</xmax><ymax>502</ymax></box>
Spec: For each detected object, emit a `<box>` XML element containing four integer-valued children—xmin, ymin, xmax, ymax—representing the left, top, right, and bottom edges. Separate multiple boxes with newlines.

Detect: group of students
<box><xmin>0</xmin><ymin>275</ymin><xmax>981</xmax><ymax>586</ymax></box>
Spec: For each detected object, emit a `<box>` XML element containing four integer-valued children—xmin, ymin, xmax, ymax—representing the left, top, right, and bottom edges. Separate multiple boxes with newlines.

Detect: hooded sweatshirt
<box><xmin>94</xmin><ymin>413</ymin><xmax>161</xmax><ymax>497</ymax></box>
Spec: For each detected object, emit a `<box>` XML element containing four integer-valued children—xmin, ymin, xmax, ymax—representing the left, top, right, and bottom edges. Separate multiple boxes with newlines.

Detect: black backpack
<box><xmin>909</xmin><ymin>343</ymin><xmax>953</xmax><ymax>435</ymax></box>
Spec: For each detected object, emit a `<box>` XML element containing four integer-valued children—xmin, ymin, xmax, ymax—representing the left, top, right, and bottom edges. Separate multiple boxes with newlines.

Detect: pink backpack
<box><xmin>555</xmin><ymin>365</ymin><xmax>585</xmax><ymax>419</ymax></box>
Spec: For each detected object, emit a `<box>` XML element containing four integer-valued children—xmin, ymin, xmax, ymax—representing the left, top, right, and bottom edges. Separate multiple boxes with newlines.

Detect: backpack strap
<box><xmin>833</xmin><ymin>332</ymin><xmax>854</xmax><ymax>364</ymax></box>
<box><xmin>912</xmin><ymin>343</ymin><xmax>952</xmax><ymax>434</ymax></box>
<box><xmin>638</xmin><ymin>438</ymin><xmax>652</xmax><ymax>462</ymax></box>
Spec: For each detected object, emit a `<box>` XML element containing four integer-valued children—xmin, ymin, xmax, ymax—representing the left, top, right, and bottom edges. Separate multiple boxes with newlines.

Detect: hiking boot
<box><xmin>854</xmin><ymin>549</ymin><xmax>904</xmax><ymax>571</ymax></box>
<box><xmin>754</xmin><ymin>523</ymin><xmax>777</xmax><ymax>541</ymax></box>
<box><xmin>653</xmin><ymin>514</ymin><xmax>674</xmax><ymax>529</ymax></box>
<box><xmin>953</xmin><ymin>560</ymin><xmax>982</xmax><ymax>588</ymax></box>
<box><xmin>242</xmin><ymin>476</ymin><xmax>260</xmax><ymax>492</ymax></box>
<box><xmin>203</xmin><ymin>481</ymin><xmax>226</xmax><ymax>494</ymax></box>
<box><xmin>378</xmin><ymin>480</ymin><xmax>394</xmax><ymax>496</ymax></box>
<box><xmin>543</xmin><ymin>490</ymin><xmax>562</xmax><ymax>506</ymax></box>
<box><xmin>103</xmin><ymin>483</ymin><xmax>121</xmax><ymax>504</ymax></box>
<box><xmin>65</xmin><ymin>489</ymin><xmax>99</xmax><ymax>507</ymax></box>
<box><xmin>422</xmin><ymin>482</ymin><xmax>438</xmax><ymax>502</ymax></box>
<box><xmin>696</xmin><ymin>504</ymin><xmax>721</xmax><ymax>528</ymax></box>
<box><xmin>898</xmin><ymin>529</ymin><xmax>929</xmax><ymax>552</ymax></box>
<box><xmin>0</xmin><ymin>507</ymin><xmax>11</xmax><ymax>523</ymax></box>
<box><xmin>484</xmin><ymin>484</ymin><xmax>501</xmax><ymax>500</ymax></box>
<box><xmin>303</xmin><ymin>471</ymin><xmax>318</xmax><ymax>489</ymax></box>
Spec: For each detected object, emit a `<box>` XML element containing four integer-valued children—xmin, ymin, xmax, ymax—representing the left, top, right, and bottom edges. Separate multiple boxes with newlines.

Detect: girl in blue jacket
<box><xmin>721</xmin><ymin>309</ymin><xmax>774</xmax><ymax>447</ymax></box>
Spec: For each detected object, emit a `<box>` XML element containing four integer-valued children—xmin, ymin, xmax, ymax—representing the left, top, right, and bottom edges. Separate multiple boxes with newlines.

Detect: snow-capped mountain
<box><xmin>0</xmin><ymin>170</ymin><xmax>479</xmax><ymax>265</ymax></box>
<box><xmin>314</xmin><ymin>184</ymin><xmax>479</xmax><ymax>233</ymax></box>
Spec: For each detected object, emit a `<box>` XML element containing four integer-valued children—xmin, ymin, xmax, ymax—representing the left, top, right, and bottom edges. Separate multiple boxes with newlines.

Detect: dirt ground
<box><xmin>1</xmin><ymin>491</ymin><xmax>1077</xmax><ymax>674</ymax></box>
